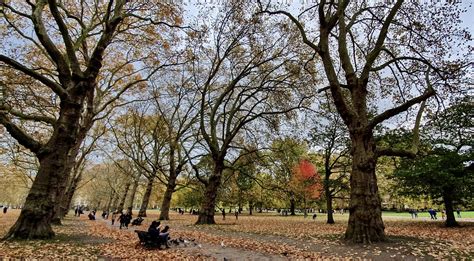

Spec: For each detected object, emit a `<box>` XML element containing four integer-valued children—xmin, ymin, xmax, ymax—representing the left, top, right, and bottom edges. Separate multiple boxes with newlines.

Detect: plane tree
<box><xmin>0</xmin><ymin>1</ymin><xmax>182</xmax><ymax>239</ymax></box>
<box><xmin>191</xmin><ymin>1</ymin><xmax>313</xmax><ymax>224</ymax></box>
<box><xmin>260</xmin><ymin>0</ymin><xmax>471</xmax><ymax>242</ymax></box>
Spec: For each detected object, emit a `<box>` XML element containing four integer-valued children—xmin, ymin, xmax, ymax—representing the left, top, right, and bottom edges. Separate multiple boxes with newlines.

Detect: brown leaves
<box><xmin>1</xmin><ymin>210</ymin><xmax>473</xmax><ymax>259</ymax></box>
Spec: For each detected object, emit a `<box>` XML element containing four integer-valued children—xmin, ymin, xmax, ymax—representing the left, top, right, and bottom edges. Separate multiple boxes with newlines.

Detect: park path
<box><xmin>96</xmin><ymin>217</ymin><xmax>286</xmax><ymax>260</ymax></box>
<box><xmin>96</xmin><ymin>217</ymin><xmax>421</xmax><ymax>260</ymax></box>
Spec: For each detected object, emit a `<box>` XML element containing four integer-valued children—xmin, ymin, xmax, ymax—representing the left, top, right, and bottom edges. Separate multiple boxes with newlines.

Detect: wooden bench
<box><xmin>134</xmin><ymin>230</ymin><xmax>166</xmax><ymax>249</ymax></box>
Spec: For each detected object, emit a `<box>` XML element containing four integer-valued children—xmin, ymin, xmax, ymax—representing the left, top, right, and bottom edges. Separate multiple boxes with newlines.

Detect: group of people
<box><xmin>148</xmin><ymin>221</ymin><xmax>171</xmax><ymax>248</ymax></box>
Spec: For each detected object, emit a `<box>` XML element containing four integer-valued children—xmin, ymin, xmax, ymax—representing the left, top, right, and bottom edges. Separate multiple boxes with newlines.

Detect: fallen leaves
<box><xmin>0</xmin><ymin>210</ymin><xmax>473</xmax><ymax>260</ymax></box>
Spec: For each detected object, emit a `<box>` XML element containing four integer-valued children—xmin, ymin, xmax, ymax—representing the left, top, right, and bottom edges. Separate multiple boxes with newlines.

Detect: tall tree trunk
<box><xmin>125</xmin><ymin>174</ymin><xmax>140</xmax><ymax>213</ymax></box>
<box><xmin>117</xmin><ymin>181</ymin><xmax>131</xmax><ymax>213</ymax></box>
<box><xmin>105</xmin><ymin>191</ymin><xmax>114</xmax><ymax>212</ymax></box>
<box><xmin>196</xmin><ymin>164</ymin><xmax>223</xmax><ymax>225</ymax></box>
<box><xmin>138</xmin><ymin>177</ymin><xmax>154</xmax><ymax>217</ymax></box>
<box><xmin>289</xmin><ymin>197</ymin><xmax>296</xmax><ymax>216</ymax></box>
<box><xmin>249</xmin><ymin>200</ymin><xmax>253</xmax><ymax>216</ymax></box>
<box><xmin>443</xmin><ymin>191</ymin><xmax>458</xmax><ymax>227</ymax></box>
<box><xmin>159</xmin><ymin>175</ymin><xmax>176</xmax><ymax>220</ymax></box>
<box><xmin>326</xmin><ymin>191</ymin><xmax>335</xmax><ymax>224</ymax></box>
<box><xmin>111</xmin><ymin>192</ymin><xmax>120</xmax><ymax>212</ymax></box>
<box><xmin>344</xmin><ymin>134</ymin><xmax>385</xmax><ymax>243</ymax></box>
<box><xmin>3</xmin><ymin>99</ymin><xmax>86</xmax><ymax>239</ymax></box>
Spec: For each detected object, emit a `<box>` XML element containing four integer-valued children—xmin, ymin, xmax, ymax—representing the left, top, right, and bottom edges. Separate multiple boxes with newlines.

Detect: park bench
<box><xmin>134</xmin><ymin>230</ymin><xmax>166</xmax><ymax>249</ymax></box>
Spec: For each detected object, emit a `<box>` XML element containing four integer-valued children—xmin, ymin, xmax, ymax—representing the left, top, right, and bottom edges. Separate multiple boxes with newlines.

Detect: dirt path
<box><xmin>97</xmin><ymin>218</ymin><xmax>286</xmax><ymax>260</ymax></box>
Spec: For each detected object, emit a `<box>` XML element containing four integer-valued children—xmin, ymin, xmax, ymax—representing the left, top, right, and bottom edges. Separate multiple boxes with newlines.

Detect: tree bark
<box><xmin>138</xmin><ymin>177</ymin><xmax>154</xmax><ymax>217</ymax></box>
<box><xmin>117</xmin><ymin>181</ymin><xmax>131</xmax><ymax>213</ymax></box>
<box><xmin>3</xmin><ymin>98</ymin><xmax>87</xmax><ymax>239</ymax></box>
<box><xmin>125</xmin><ymin>174</ymin><xmax>140</xmax><ymax>213</ymax></box>
<box><xmin>196</xmin><ymin>164</ymin><xmax>223</xmax><ymax>225</ymax></box>
<box><xmin>443</xmin><ymin>191</ymin><xmax>458</xmax><ymax>227</ymax></box>
<box><xmin>159</xmin><ymin>174</ymin><xmax>176</xmax><ymax>220</ymax></box>
<box><xmin>289</xmin><ymin>197</ymin><xmax>296</xmax><ymax>216</ymax></box>
<box><xmin>249</xmin><ymin>200</ymin><xmax>253</xmax><ymax>216</ymax></box>
<box><xmin>344</xmin><ymin>133</ymin><xmax>385</xmax><ymax>243</ymax></box>
<box><xmin>326</xmin><ymin>192</ymin><xmax>335</xmax><ymax>224</ymax></box>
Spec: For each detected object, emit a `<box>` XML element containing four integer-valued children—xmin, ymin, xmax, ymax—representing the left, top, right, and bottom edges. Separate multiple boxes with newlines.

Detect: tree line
<box><xmin>0</xmin><ymin>0</ymin><xmax>471</xmax><ymax>243</ymax></box>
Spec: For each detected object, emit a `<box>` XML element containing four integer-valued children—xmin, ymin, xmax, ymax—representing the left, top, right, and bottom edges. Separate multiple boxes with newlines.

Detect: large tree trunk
<box><xmin>196</xmin><ymin>164</ymin><xmax>223</xmax><ymax>225</ymax></box>
<box><xmin>138</xmin><ymin>177</ymin><xmax>154</xmax><ymax>217</ymax></box>
<box><xmin>159</xmin><ymin>175</ymin><xmax>176</xmax><ymax>220</ymax></box>
<box><xmin>344</xmin><ymin>134</ymin><xmax>385</xmax><ymax>243</ymax></box>
<box><xmin>125</xmin><ymin>174</ymin><xmax>140</xmax><ymax>213</ymax></box>
<box><xmin>117</xmin><ymin>181</ymin><xmax>131</xmax><ymax>213</ymax></box>
<box><xmin>4</xmin><ymin>99</ymin><xmax>86</xmax><ymax>239</ymax></box>
<box><xmin>249</xmin><ymin>200</ymin><xmax>253</xmax><ymax>216</ymax></box>
<box><xmin>443</xmin><ymin>191</ymin><xmax>458</xmax><ymax>227</ymax></box>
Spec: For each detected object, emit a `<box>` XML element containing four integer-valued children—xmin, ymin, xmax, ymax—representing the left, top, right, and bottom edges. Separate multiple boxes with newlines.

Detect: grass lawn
<box><xmin>382</xmin><ymin>211</ymin><xmax>474</xmax><ymax>219</ymax></box>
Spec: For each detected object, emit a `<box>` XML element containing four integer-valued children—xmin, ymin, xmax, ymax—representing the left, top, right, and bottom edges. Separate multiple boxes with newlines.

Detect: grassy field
<box><xmin>382</xmin><ymin>211</ymin><xmax>474</xmax><ymax>219</ymax></box>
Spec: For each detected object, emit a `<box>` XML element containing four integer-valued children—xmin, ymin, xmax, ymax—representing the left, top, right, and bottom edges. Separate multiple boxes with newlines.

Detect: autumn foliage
<box><xmin>290</xmin><ymin>159</ymin><xmax>323</xmax><ymax>200</ymax></box>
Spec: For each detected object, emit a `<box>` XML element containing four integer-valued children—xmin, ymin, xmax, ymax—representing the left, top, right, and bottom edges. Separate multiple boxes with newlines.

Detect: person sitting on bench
<box><xmin>148</xmin><ymin>221</ymin><xmax>161</xmax><ymax>239</ymax></box>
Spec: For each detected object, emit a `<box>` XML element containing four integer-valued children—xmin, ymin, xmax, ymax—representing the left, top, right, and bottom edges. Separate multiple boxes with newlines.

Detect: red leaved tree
<box><xmin>290</xmin><ymin>159</ymin><xmax>323</xmax><ymax>213</ymax></box>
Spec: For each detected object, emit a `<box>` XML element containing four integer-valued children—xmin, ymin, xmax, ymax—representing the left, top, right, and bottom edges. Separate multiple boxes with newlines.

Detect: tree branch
<box><xmin>0</xmin><ymin>55</ymin><xmax>67</xmax><ymax>98</ymax></box>
<box><xmin>360</xmin><ymin>0</ymin><xmax>403</xmax><ymax>81</ymax></box>
<box><xmin>368</xmin><ymin>87</ymin><xmax>434</xmax><ymax>130</ymax></box>
<box><xmin>0</xmin><ymin>113</ymin><xmax>43</xmax><ymax>154</ymax></box>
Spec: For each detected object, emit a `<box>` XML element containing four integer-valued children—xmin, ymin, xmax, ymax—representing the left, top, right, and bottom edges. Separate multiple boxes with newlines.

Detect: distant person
<box><xmin>312</xmin><ymin>213</ymin><xmax>317</xmax><ymax>220</ymax></box>
<box><xmin>441</xmin><ymin>210</ymin><xmax>446</xmax><ymax>220</ymax></box>
<box><xmin>74</xmin><ymin>207</ymin><xmax>79</xmax><ymax>217</ymax></box>
<box><xmin>3</xmin><ymin>206</ymin><xmax>7</xmax><ymax>214</ymax></box>
<box><xmin>88</xmin><ymin>212</ymin><xmax>95</xmax><ymax>220</ymax></box>
<box><xmin>222</xmin><ymin>209</ymin><xmax>226</xmax><ymax>220</ymax></box>
<box><xmin>428</xmin><ymin>209</ymin><xmax>435</xmax><ymax>220</ymax></box>
<box><xmin>124</xmin><ymin>212</ymin><xmax>132</xmax><ymax>228</ymax></box>
<box><xmin>456</xmin><ymin>209</ymin><xmax>461</xmax><ymax>218</ymax></box>
<box><xmin>111</xmin><ymin>212</ymin><xmax>117</xmax><ymax>226</ymax></box>
<box><xmin>235</xmin><ymin>210</ymin><xmax>239</xmax><ymax>220</ymax></box>
<box><xmin>119</xmin><ymin>212</ymin><xmax>126</xmax><ymax>229</ymax></box>
<box><xmin>414</xmin><ymin>209</ymin><xmax>418</xmax><ymax>218</ymax></box>
<box><xmin>432</xmin><ymin>209</ymin><xmax>438</xmax><ymax>220</ymax></box>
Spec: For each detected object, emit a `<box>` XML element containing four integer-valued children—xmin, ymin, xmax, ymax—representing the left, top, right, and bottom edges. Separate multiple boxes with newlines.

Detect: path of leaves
<box><xmin>1</xmin><ymin>210</ymin><xmax>473</xmax><ymax>260</ymax></box>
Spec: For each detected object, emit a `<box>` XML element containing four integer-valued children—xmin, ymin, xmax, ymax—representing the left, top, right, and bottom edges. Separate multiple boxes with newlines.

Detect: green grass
<box><xmin>382</xmin><ymin>211</ymin><xmax>474</xmax><ymax>219</ymax></box>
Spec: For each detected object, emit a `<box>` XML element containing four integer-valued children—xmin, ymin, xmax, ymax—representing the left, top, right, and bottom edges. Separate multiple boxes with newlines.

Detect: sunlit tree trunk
<box><xmin>138</xmin><ymin>177</ymin><xmax>154</xmax><ymax>217</ymax></box>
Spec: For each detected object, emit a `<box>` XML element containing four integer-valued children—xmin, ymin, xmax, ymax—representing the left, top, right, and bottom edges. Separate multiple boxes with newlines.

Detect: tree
<box><xmin>149</xmin><ymin>68</ymin><xmax>199</xmax><ymax>220</ymax></box>
<box><xmin>392</xmin><ymin>98</ymin><xmax>474</xmax><ymax>227</ymax></box>
<box><xmin>310</xmin><ymin>101</ymin><xmax>351</xmax><ymax>224</ymax></box>
<box><xmin>290</xmin><ymin>159</ymin><xmax>323</xmax><ymax>215</ymax></box>
<box><xmin>260</xmin><ymin>1</ymin><xmax>471</xmax><ymax>242</ymax></box>
<box><xmin>191</xmin><ymin>2</ymin><xmax>311</xmax><ymax>224</ymax></box>
<box><xmin>0</xmin><ymin>1</ymin><xmax>182</xmax><ymax>239</ymax></box>
<box><xmin>267</xmin><ymin>138</ymin><xmax>309</xmax><ymax>215</ymax></box>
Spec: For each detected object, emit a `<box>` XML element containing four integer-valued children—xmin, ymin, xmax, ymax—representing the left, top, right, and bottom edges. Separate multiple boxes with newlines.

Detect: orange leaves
<box><xmin>291</xmin><ymin>159</ymin><xmax>323</xmax><ymax>200</ymax></box>
<box><xmin>1</xmin><ymin>210</ymin><xmax>473</xmax><ymax>259</ymax></box>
